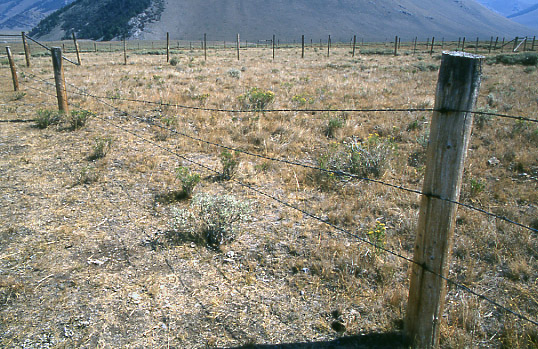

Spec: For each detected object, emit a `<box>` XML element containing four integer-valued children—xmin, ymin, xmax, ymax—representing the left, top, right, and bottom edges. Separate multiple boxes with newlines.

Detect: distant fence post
<box><xmin>513</xmin><ymin>37</ymin><xmax>519</xmax><ymax>52</ymax></box>
<box><xmin>327</xmin><ymin>35</ymin><xmax>331</xmax><ymax>57</ymax></box>
<box><xmin>94</xmin><ymin>42</ymin><xmax>97</xmax><ymax>52</ymax></box>
<box><xmin>461</xmin><ymin>37</ymin><xmax>466</xmax><ymax>52</ymax></box>
<box><xmin>501</xmin><ymin>37</ymin><xmax>505</xmax><ymax>52</ymax></box>
<box><xmin>302</xmin><ymin>35</ymin><xmax>305</xmax><ymax>58</ymax></box>
<box><xmin>273</xmin><ymin>34</ymin><xmax>276</xmax><ymax>60</ymax></box>
<box><xmin>21</xmin><ymin>32</ymin><xmax>31</xmax><ymax>67</ymax></box>
<box><xmin>394</xmin><ymin>35</ymin><xmax>398</xmax><ymax>56</ymax></box>
<box><xmin>475</xmin><ymin>37</ymin><xmax>479</xmax><ymax>53</ymax></box>
<box><xmin>204</xmin><ymin>33</ymin><xmax>207</xmax><ymax>61</ymax></box>
<box><xmin>5</xmin><ymin>47</ymin><xmax>19</xmax><ymax>91</ymax></box>
<box><xmin>494</xmin><ymin>37</ymin><xmax>499</xmax><ymax>51</ymax></box>
<box><xmin>523</xmin><ymin>36</ymin><xmax>528</xmax><ymax>52</ymax></box>
<box><xmin>167</xmin><ymin>32</ymin><xmax>170</xmax><ymax>62</ymax></box>
<box><xmin>72</xmin><ymin>32</ymin><xmax>81</xmax><ymax>65</ymax></box>
<box><xmin>352</xmin><ymin>35</ymin><xmax>356</xmax><ymax>57</ymax></box>
<box><xmin>430</xmin><ymin>37</ymin><xmax>435</xmax><ymax>56</ymax></box>
<box><xmin>405</xmin><ymin>51</ymin><xmax>483</xmax><ymax>348</ymax></box>
<box><xmin>123</xmin><ymin>39</ymin><xmax>127</xmax><ymax>65</ymax></box>
<box><xmin>457</xmin><ymin>37</ymin><xmax>461</xmax><ymax>51</ymax></box>
<box><xmin>51</xmin><ymin>47</ymin><xmax>69</xmax><ymax>113</ymax></box>
<box><xmin>236</xmin><ymin>33</ymin><xmax>240</xmax><ymax>60</ymax></box>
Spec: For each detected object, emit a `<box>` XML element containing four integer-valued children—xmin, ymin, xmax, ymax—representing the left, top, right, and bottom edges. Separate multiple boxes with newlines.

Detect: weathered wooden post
<box><xmin>94</xmin><ymin>42</ymin><xmax>97</xmax><ymax>52</ymax></box>
<box><xmin>513</xmin><ymin>37</ymin><xmax>519</xmax><ymax>52</ymax></box>
<box><xmin>51</xmin><ymin>47</ymin><xmax>69</xmax><ymax>113</ymax></box>
<box><xmin>236</xmin><ymin>33</ymin><xmax>240</xmax><ymax>60</ymax></box>
<box><xmin>352</xmin><ymin>35</ymin><xmax>356</xmax><ymax>57</ymax></box>
<box><xmin>167</xmin><ymin>32</ymin><xmax>170</xmax><ymax>62</ymax></box>
<box><xmin>494</xmin><ymin>37</ymin><xmax>499</xmax><ymax>51</ymax></box>
<box><xmin>405</xmin><ymin>51</ymin><xmax>483</xmax><ymax>348</ymax></box>
<box><xmin>474</xmin><ymin>37</ymin><xmax>479</xmax><ymax>53</ymax></box>
<box><xmin>398</xmin><ymin>36</ymin><xmax>401</xmax><ymax>49</ymax></box>
<box><xmin>204</xmin><ymin>33</ymin><xmax>207</xmax><ymax>61</ymax></box>
<box><xmin>21</xmin><ymin>32</ymin><xmax>31</xmax><ymax>67</ymax></box>
<box><xmin>72</xmin><ymin>32</ymin><xmax>81</xmax><ymax>65</ymax></box>
<box><xmin>501</xmin><ymin>37</ymin><xmax>505</xmax><ymax>52</ymax></box>
<box><xmin>302</xmin><ymin>35</ymin><xmax>305</xmax><ymax>58</ymax></box>
<box><xmin>271</xmin><ymin>34</ymin><xmax>275</xmax><ymax>60</ymax></box>
<box><xmin>394</xmin><ymin>35</ymin><xmax>398</xmax><ymax>56</ymax></box>
<box><xmin>461</xmin><ymin>37</ymin><xmax>466</xmax><ymax>52</ymax></box>
<box><xmin>327</xmin><ymin>35</ymin><xmax>331</xmax><ymax>57</ymax></box>
<box><xmin>123</xmin><ymin>39</ymin><xmax>127</xmax><ymax>65</ymax></box>
<box><xmin>5</xmin><ymin>47</ymin><xmax>19</xmax><ymax>91</ymax></box>
<box><xmin>457</xmin><ymin>37</ymin><xmax>461</xmax><ymax>51</ymax></box>
<box><xmin>430</xmin><ymin>37</ymin><xmax>435</xmax><ymax>55</ymax></box>
<box><xmin>523</xmin><ymin>36</ymin><xmax>528</xmax><ymax>52</ymax></box>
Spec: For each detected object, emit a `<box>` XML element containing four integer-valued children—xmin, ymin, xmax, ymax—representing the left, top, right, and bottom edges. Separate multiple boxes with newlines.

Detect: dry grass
<box><xmin>0</xmin><ymin>42</ymin><xmax>537</xmax><ymax>348</ymax></box>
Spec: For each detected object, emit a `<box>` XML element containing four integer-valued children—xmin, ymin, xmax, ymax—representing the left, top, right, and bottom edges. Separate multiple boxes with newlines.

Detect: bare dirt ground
<box><xmin>1</xmin><ymin>43</ymin><xmax>537</xmax><ymax>348</ymax></box>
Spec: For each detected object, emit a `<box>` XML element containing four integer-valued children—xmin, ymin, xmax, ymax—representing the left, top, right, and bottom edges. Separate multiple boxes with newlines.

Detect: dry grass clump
<box><xmin>0</xmin><ymin>41</ymin><xmax>537</xmax><ymax>347</ymax></box>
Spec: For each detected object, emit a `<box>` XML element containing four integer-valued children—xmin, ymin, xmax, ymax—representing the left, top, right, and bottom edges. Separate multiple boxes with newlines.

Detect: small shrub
<box><xmin>238</xmin><ymin>87</ymin><xmax>275</xmax><ymax>111</ymax></box>
<box><xmin>469</xmin><ymin>178</ymin><xmax>486</xmax><ymax>197</ymax></box>
<box><xmin>227</xmin><ymin>68</ymin><xmax>241</xmax><ymax>79</ymax></box>
<box><xmin>88</xmin><ymin>137</ymin><xmax>112</xmax><ymax>161</ymax></box>
<box><xmin>169</xmin><ymin>57</ymin><xmax>179</xmax><ymax>66</ymax></box>
<box><xmin>77</xmin><ymin>165</ymin><xmax>98</xmax><ymax>185</ymax></box>
<box><xmin>35</xmin><ymin>109</ymin><xmax>63</xmax><ymax>129</ymax></box>
<box><xmin>68</xmin><ymin>110</ymin><xmax>93</xmax><ymax>130</ymax></box>
<box><xmin>171</xmin><ymin>193</ymin><xmax>251</xmax><ymax>248</ymax></box>
<box><xmin>325</xmin><ymin>116</ymin><xmax>344</xmax><ymax>138</ymax></box>
<box><xmin>11</xmin><ymin>92</ymin><xmax>26</xmax><ymax>101</ymax></box>
<box><xmin>219</xmin><ymin>150</ymin><xmax>240</xmax><ymax>180</ymax></box>
<box><xmin>175</xmin><ymin>166</ymin><xmax>201</xmax><ymax>199</ymax></box>
<box><xmin>348</xmin><ymin>133</ymin><xmax>395</xmax><ymax>178</ymax></box>
<box><xmin>491</xmin><ymin>52</ymin><xmax>538</xmax><ymax>66</ymax></box>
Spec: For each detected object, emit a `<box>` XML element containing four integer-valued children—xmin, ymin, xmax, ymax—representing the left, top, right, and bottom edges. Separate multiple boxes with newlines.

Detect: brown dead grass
<box><xmin>0</xmin><ymin>42</ymin><xmax>537</xmax><ymax>348</ymax></box>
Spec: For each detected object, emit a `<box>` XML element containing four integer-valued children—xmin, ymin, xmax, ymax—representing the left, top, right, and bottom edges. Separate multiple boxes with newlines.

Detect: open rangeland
<box><xmin>1</xmin><ymin>41</ymin><xmax>537</xmax><ymax>347</ymax></box>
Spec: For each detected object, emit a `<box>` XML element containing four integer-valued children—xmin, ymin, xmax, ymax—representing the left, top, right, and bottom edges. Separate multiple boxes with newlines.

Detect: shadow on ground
<box><xmin>227</xmin><ymin>332</ymin><xmax>409</xmax><ymax>348</ymax></box>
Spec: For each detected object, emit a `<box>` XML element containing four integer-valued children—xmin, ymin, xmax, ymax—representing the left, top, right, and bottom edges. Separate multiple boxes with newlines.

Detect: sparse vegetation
<box><xmin>88</xmin><ymin>137</ymin><xmax>112</xmax><ymax>160</ymax></box>
<box><xmin>238</xmin><ymin>87</ymin><xmax>275</xmax><ymax>110</ymax></box>
<box><xmin>1</xmin><ymin>41</ymin><xmax>537</xmax><ymax>348</ymax></box>
<box><xmin>175</xmin><ymin>166</ymin><xmax>201</xmax><ymax>199</ymax></box>
<box><xmin>35</xmin><ymin>109</ymin><xmax>63</xmax><ymax>129</ymax></box>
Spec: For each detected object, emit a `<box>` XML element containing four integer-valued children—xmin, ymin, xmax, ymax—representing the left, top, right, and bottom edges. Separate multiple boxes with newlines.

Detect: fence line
<box><xmin>21</xmin><ymin>70</ymin><xmax>538</xmax><ymax>236</ymax></box>
<box><xmin>11</xmin><ymin>55</ymin><xmax>538</xmax><ymax>336</ymax></box>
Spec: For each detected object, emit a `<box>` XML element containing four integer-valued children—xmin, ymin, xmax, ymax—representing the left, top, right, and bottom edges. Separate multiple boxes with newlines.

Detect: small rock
<box><xmin>487</xmin><ymin>157</ymin><xmax>500</xmax><ymax>167</ymax></box>
<box><xmin>331</xmin><ymin>320</ymin><xmax>346</xmax><ymax>333</ymax></box>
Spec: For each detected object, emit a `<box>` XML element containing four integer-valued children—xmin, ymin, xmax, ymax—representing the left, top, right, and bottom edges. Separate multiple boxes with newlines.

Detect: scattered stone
<box><xmin>487</xmin><ymin>157</ymin><xmax>500</xmax><ymax>167</ymax></box>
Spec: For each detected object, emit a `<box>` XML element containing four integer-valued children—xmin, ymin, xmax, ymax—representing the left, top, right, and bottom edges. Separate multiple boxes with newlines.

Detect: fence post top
<box><xmin>442</xmin><ymin>51</ymin><xmax>484</xmax><ymax>60</ymax></box>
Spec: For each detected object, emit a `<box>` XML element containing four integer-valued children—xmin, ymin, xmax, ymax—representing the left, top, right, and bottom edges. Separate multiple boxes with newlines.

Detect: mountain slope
<box><xmin>508</xmin><ymin>3</ymin><xmax>538</xmax><ymax>29</ymax></box>
<box><xmin>31</xmin><ymin>0</ymin><xmax>534</xmax><ymax>42</ymax></box>
<box><xmin>0</xmin><ymin>0</ymin><xmax>74</xmax><ymax>31</ymax></box>
<box><xmin>474</xmin><ymin>0</ymin><xmax>538</xmax><ymax>29</ymax></box>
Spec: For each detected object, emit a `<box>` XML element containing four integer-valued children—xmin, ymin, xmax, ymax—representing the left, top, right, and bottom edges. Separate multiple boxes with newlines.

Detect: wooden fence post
<box><xmin>204</xmin><ymin>33</ymin><xmax>207</xmax><ymax>61</ymax></box>
<box><xmin>513</xmin><ymin>37</ymin><xmax>519</xmax><ymax>52</ymax></box>
<box><xmin>21</xmin><ymin>32</ymin><xmax>31</xmax><ymax>67</ymax></box>
<box><xmin>501</xmin><ymin>37</ymin><xmax>505</xmax><ymax>52</ymax></box>
<box><xmin>272</xmin><ymin>34</ymin><xmax>276</xmax><ymax>60</ymax></box>
<box><xmin>72</xmin><ymin>32</ymin><xmax>81</xmax><ymax>65</ymax></box>
<box><xmin>123</xmin><ymin>39</ymin><xmax>127</xmax><ymax>65</ymax></box>
<box><xmin>302</xmin><ymin>35</ymin><xmax>305</xmax><ymax>59</ymax></box>
<box><xmin>352</xmin><ymin>35</ymin><xmax>356</xmax><ymax>57</ymax></box>
<box><xmin>394</xmin><ymin>35</ymin><xmax>398</xmax><ymax>56</ymax></box>
<box><xmin>236</xmin><ymin>33</ymin><xmax>240</xmax><ymax>60</ymax></box>
<box><xmin>494</xmin><ymin>37</ymin><xmax>499</xmax><ymax>51</ymax></box>
<box><xmin>167</xmin><ymin>32</ymin><xmax>170</xmax><ymax>62</ymax></box>
<box><xmin>51</xmin><ymin>47</ymin><xmax>69</xmax><ymax>113</ymax></box>
<box><xmin>430</xmin><ymin>37</ymin><xmax>435</xmax><ymax>55</ymax></box>
<box><xmin>5</xmin><ymin>47</ymin><xmax>19</xmax><ymax>91</ymax></box>
<box><xmin>405</xmin><ymin>51</ymin><xmax>483</xmax><ymax>348</ymax></box>
<box><xmin>461</xmin><ymin>37</ymin><xmax>466</xmax><ymax>52</ymax></box>
<box><xmin>457</xmin><ymin>37</ymin><xmax>461</xmax><ymax>51</ymax></box>
<box><xmin>327</xmin><ymin>35</ymin><xmax>331</xmax><ymax>57</ymax></box>
<box><xmin>523</xmin><ymin>36</ymin><xmax>528</xmax><ymax>52</ymax></box>
<box><xmin>441</xmin><ymin>38</ymin><xmax>445</xmax><ymax>50</ymax></box>
<box><xmin>94</xmin><ymin>42</ymin><xmax>97</xmax><ymax>52</ymax></box>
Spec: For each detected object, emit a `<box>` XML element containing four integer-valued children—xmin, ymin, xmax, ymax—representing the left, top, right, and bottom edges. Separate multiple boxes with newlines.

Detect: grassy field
<box><xmin>1</xmin><ymin>42</ymin><xmax>537</xmax><ymax>348</ymax></box>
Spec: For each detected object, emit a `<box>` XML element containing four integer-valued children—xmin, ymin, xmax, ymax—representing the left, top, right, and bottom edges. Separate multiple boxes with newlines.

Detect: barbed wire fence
<box><xmin>3</xmin><ymin>39</ymin><xmax>538</xmax><ymax>345</ymax></box>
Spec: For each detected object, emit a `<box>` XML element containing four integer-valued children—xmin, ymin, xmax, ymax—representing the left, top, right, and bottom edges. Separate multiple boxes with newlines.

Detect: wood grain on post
<box><xmin>167</xmin><ymin>32</ymin><xmax>170</xmax><ymax>62</ymax></box>
<box><xmin>72</xmin><ymin>32</ymin><xmax>81</xmax><ymax>65</ymax></box>
<box><xmin>22</xmin><ymin>32</ymin><xmax>31</xmax><ymax>67</ymax></box>
<box><xmin>352</xmin><ymin>35</ymin><xmax>356</xmax><ymax>57</ymax></box>
<box><xmin>6</xmin><ymin>47</ymin><xmax>19</xmax><ymax>91</ymax></box>
<box><xmin>405</xmin><ymin>51</ymin><xmax>482</xmax><ymax>348</ymax></box>
<box><xmin>51</xmin><ymin>47</ymin><xmax>69</xmax><ymax>113</ymax></box>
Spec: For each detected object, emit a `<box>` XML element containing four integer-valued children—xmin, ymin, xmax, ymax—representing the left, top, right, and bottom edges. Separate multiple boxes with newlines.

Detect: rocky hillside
<box><xmin>0</xmin><ymin>0</ymin><xmax>74</xmax><ymax>32</ymax></box>
<box><xmin>30</xmin><ymin>0</ymin><xmax>534</xmax><ymax>41</ymax></box>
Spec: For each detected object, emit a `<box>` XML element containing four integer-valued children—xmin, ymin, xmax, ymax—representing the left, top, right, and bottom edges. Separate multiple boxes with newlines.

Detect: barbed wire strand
<box><xmin>15</xmin><ymin>76</ymin><xmax>538</xmax><ymax>327</ymax></box>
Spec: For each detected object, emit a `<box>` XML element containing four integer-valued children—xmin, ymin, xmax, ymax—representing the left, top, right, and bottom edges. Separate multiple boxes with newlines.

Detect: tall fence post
<box><xmin>394</xmin><ymin>35</ymin><xmax>398</xmax><ymax>56</ymax></box>
<box><xmin>327</xmin><ymin>35</ymin><xmax>331</xmax><ymax>57</ymax></box>
<box><xmin>513</xmin><ymin>37</ymin><xmax>519</xmax><ymax>52</ymax></box>
<box><xmin>21</xmin><ymin>32</ymin><xmax>31</xmax><ymax>67</ymax></box>
<box><xmin>352</xmin><ymin>35</ymin><xmax>356</xmax><ymax>57</ymax></box>
<box><xmin>204</xmin><ymin>33</ymin><xmax>207</xmax><ymax>61</ymax></box>
<box><xmin>302</xmin><ymin>34</ymin><xmax>305</xmax><ymax>59</ymax></box>
<box><xmin>167</xmin><ymin>32</ymin><xmax>170</xmax><ymax>62</ymax></box>
<box><xmin>405</xmin><ymin>51</ymin><xmax>483</xmax><ymax>348</ymax></box>
<box><xmin>236</xmin><ymin>33</ymin><xmax>240</xmax><ymax>60</ymax></box>
<box><xmin>272</xmin><ymin>34</ymin><xmax>276</xmax><ymax>60</ymax></box>
<box><xmin>494</xmin><ymin>37</ymin><xmax>499</xmax><ymax>51</ymax></box>
<box><xmin>51</xmin><ymin>47</ymin><xmax>69</xmax><ymax>113</ymax></box>
<box><xmin>430</xmin><ymin>37</ymin><xmax>435</xmax><ymax>56</ymax></box>
<box><xmin>5</xmin><ymin>47</ymin><xmax>19</xmax><ymax>91</ymax></box>
<box><xmin>72</xmin><ymin>32</ymin><xmax>81</xmax><ymax>65</ymax></box>
<box><xmin>462</xmin><ymin>37</ymin><xmax>466</xmax><ymax>52</ymax></box>
<box><xmin>123</xmin><ymin>39</ymin><xmax>127</xmax><ymax>65</ymax></box>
